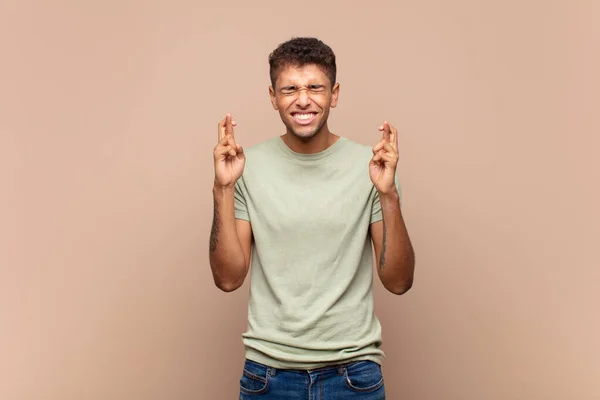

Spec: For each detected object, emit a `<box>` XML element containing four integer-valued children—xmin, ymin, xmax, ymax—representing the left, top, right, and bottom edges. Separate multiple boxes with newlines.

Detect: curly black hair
<box><xmin>268</xmin><ymin>37</ymin><xmax>336</xmax><ymax>89</ymax></box>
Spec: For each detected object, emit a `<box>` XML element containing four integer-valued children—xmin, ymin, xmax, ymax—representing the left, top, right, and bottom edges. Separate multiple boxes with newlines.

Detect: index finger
<box><xmin>217</xmin><ymin>115</ymin><xmax>225</xmax><ymax>141</ymax></box>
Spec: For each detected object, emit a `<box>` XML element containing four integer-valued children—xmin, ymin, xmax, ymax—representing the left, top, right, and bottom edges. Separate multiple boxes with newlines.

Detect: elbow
<box><xmin>388</xmin><ymin>277</ymin><xmax>413</xmax><ymax>295</ymax></box>
<box><xmin>385</xmin><ymin>261</ymin><xmax>415</xmax><ymax>295</ymax></box>
<box><xmin>388</xmin><ymin>254</ymin><xmax>415</xmax><ymax>295</ymax></box>
<box><xmin>212</xmin><ymin>271</ymin><xmax>245</xmax><ymax>292</ymax></box>
<box><xmin>210</xmin><ymin>261</ymin><xmax>245</xmax><ymax>293</ymax></box>
<box><xmin>209</xmin><ymin>254</ymin><xmax>247</xmax><ymax>292</ymax></box>
<box><xmin>215</xmin><ymin>279</ymin><xmax>243</xmax><ymax>293</ymax></box>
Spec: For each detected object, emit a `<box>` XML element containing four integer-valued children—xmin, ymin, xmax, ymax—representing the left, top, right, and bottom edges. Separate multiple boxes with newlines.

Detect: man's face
<box><xmin>269</xmin><ymin>63</ymin><xmax>339</xmax><ymax>140</ymax></box>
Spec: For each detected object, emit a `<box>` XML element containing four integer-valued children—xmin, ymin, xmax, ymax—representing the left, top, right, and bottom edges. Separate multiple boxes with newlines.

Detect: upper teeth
<box><xmin>295</xmin><ymin>113</ymin><xmax>314</xmax><ymax>120</ymax></box>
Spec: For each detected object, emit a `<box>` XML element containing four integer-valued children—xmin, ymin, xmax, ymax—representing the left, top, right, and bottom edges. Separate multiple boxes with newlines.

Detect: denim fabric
<box><xmin>239</xmin><ymin>359</ymin><xmax>386</xmax><ymax>399</ymax></box>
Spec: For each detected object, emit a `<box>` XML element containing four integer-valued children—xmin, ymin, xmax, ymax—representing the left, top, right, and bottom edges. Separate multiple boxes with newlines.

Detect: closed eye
<box><xmin>279</xmin><ymin>84</ymin><xmax>326</xmax><ymax>95</ymax></box>
<box><xmin>280</xmin><ymin>86</ymin><xmax>297</xmax><ymax>94</ymax></box>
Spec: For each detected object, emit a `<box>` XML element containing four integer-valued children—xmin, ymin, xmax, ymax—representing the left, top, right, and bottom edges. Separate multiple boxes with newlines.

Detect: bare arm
<box><xmin>209</xmin><ymin>113</ymin><xmax>252</xmax><ymax>292</ymax></box>
<box><xmin>369</xmin><ymin>120</ymin><xmax>415</xmax><ymax>295</ymax></box>
<box><xmin>370</xmin><ymin>189</ymin><xmax>415</xmax><ymax>295</ymax></box>
<box><xmin>209</xmin><ymin>185</ymin><xmax>253</xmax><ymax>292</ymax></box>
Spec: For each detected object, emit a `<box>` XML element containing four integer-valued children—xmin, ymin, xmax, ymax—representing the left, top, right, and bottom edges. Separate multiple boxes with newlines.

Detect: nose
<box><xmin>296</xmin><ymin>88</ymin><xmax>311</xmax><ymax>107</ymax></box>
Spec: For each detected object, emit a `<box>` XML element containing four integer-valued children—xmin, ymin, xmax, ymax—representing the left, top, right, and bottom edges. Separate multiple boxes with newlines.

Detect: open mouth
<box><xmin>291</xmin><ymin>112</ymin><xmax>317</xmax><ymax>125</ymax></box>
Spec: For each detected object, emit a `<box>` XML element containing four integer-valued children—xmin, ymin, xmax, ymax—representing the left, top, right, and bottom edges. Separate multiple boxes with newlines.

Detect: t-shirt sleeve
<box><xmin>370</xmin><ymin>174</ymin><xmax>402</xmax><ymax>224</ymax></box>
<box><xmin>234</xmin><ymin>179</ymin><xmax>250</xmax><ymax>221</ymax></box>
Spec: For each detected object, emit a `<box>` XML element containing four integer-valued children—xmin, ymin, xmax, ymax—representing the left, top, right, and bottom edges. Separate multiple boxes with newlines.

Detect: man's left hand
<box><xmin>369</xmin><ymin>120</ymin><xmax>399</xmax><ymax>195</ymax></box>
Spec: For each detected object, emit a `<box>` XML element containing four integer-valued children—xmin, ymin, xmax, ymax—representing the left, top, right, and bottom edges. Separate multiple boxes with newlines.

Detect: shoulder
<box><xmin>243</xmin><ymin>136</ymin><xmax>280</xmax><ymax>157</ymax></box>
<box><xmin>238</xmin><ymin>137</ymin><xmax>282</xmax><ymax>180</ymax></box>
<box><xmin>338</xmin><ymin>137</ymin><xmax>374</xmax><ymax>160</ymax></box>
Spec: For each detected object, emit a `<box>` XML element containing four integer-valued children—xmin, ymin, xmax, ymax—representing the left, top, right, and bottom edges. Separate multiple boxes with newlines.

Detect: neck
<box><xmin>281</xmin><ymin>125</ymin><xmax>339</xmax><ymax>154</ymax></box>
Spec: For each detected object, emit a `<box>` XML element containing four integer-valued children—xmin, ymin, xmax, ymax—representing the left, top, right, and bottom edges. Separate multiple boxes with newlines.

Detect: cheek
<box><xmin>317</xmin><ymin>94</ymin><xmax>333</xmax><ymax>107</ymax></box>
<box><xmin>279</xmin><ymin>98</ymin><xmax>295</xmax><ymax>111</ymax></box>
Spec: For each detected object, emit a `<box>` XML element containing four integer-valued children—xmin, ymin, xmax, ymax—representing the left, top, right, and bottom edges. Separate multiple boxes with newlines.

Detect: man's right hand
<box><xmin>213</xmin><ymin>113</ymin><xmax>245</xmax><ymax>188</ymax></box>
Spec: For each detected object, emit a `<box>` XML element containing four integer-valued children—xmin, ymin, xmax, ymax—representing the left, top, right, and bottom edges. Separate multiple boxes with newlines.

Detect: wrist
<box><xmin>213</xmin><ymin>182</ymin><xmax>236</xmax><ymax>196</ymax></box>
<box><xmin>378</xmin><ymin>188</ymin><xmax>400</xmax><ymax>202</ymax></box>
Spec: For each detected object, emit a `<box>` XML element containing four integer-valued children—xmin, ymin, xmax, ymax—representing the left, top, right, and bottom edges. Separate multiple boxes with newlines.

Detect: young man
<box><xmin>209</xmin><ymin>37</ymin><xmax>415</xmax><ymax>399</ymax></box>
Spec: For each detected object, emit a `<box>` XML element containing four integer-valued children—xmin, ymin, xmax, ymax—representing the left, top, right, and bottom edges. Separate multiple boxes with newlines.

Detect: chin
<box><xmin>291</xmin><ymin>129</ymin><xmax>319</xmax><ymax>140</ymax></box>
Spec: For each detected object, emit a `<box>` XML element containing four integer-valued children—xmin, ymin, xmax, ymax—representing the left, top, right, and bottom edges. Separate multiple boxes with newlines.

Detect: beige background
<box><xmin>1</xmin><ymin>1</ymin><xmax>599</xmax><ymax>399</ymax></box>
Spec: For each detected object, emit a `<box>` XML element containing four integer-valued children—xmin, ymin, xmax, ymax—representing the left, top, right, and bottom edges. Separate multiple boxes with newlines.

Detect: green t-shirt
<box><xmin>234</xmin><ymin>135</ymin><xmax>399</xmax><ymax>369</ymax></box>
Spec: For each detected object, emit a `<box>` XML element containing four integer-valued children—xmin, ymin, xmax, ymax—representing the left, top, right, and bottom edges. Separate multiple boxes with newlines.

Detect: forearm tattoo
<box><xmin>209</xmin><ymin>198</ymin><xmax>219</xmax><ymax>253</ymax></box>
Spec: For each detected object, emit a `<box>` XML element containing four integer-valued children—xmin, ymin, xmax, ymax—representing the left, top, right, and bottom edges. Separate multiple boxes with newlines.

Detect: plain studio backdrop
<box><xmin>1</xmin><ymin>1</ymin><xmax>598</xmax><ymax>399</ymax></box>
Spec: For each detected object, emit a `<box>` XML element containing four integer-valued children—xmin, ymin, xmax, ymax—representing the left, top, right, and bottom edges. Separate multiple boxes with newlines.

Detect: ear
<box><xmin>330</xmin><ymin>82</ymin><xmax>340</xmax><ymax>108</ymax></box>
<box><xmin>269</xmin><ymin>86</ymin><xmax>278</xmax><ymax>110</ymax></box>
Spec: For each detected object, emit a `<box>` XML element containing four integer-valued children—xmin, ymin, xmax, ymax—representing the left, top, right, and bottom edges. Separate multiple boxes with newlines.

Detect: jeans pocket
<box><xmin>344</xmin><ymin>361</ymin><xmax>384</xmax><ymax>393</ymax></box>
<box><xmin>239</xmin><ymin>360</ymin><xmax>270</xmax><ymax>395</ymax></box>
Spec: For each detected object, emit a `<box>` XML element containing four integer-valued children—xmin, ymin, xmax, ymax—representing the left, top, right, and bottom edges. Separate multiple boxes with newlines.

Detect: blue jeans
<box><xmin>239</xmin><ymin>359</ymin><xmax>386</xmax><ymax>399</ymax></box>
